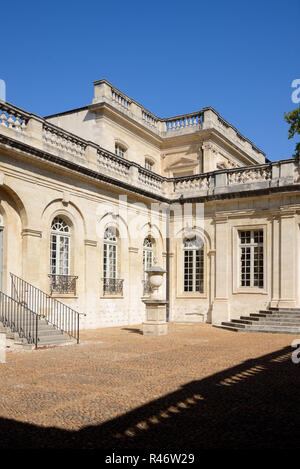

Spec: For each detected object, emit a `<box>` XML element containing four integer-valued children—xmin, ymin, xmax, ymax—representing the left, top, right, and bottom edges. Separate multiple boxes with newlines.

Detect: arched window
<box><xmin>143</xmin><ymin>235</ymin><xmax>154</xmax><ymax>274</ymax></box>
<box><xmin>103</xmin><ymin>227</ymin><xmax>117</xmax><ymax>279</ymax></box>
<box><xmin>143</xmin><ymin>236</ymin><xmax>155</xmax><ymax>295</ymax></box>
<box><xmin>183</xmin><ymin>236</ymin><xmax>204</xmax><ymax>292</ymax></box>
<box><xmin>50</xmin><ymin>217</ymin><xmax>70</xmax><ymax>276</ymax></box>
<box><xmin>103</xmin><ymin>227</ymin><xmax>122</xmax><ymax>295</ymax></box>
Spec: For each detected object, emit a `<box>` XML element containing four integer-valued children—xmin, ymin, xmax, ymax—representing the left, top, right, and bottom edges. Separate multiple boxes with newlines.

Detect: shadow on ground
<box><xmin>0</xmin><ymin>346</ymin><xmax>299</xmax><ymax>449</ymax></box>
<box><xmin>121</xmin><ymin>328</ymin><xmax>143</xmax><ymax>335</ymax></box>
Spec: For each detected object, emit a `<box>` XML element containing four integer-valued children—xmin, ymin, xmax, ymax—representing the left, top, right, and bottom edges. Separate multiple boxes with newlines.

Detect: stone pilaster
<box><xmin>22</xmin><ymin>229</ymin><xmax>43</xmax><ymax>288</ymax></box>
<box><xmin>211</xmin><ymin>216</ymin><xmax>229</xmax><ymax>324</ymax></box>
<box><xmin>278</xmin><ymin>210</ymin><xmax>297</xmax><ymax>307</ymax></box>
<box><xmin>270</xmin><ymin>216</ymin><xmax>280</xmax><ymax>307</ymax></box>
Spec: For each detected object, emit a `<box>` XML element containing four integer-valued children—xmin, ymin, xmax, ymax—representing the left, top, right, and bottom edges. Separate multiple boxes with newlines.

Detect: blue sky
<box><xmin>1</xmin><ymin>0</ymin><xmax>299</xmax><ymax>161</ymax></box>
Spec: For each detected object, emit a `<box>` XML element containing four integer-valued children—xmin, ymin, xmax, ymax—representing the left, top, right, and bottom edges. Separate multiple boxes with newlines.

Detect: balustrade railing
<box><xmin>142</xmin><ymin>110</ymin><xmax>158</xmax><ymax>128</ymax></box>
<box><xmin>103</xmin><ymin>278</ymin><xmax>124</xmax><ymax>295</ymax></box>
<box><xmin>43</xmin><ymin>123</ymin><xmax>86</xmax><ymax>157</ymax></box>
<box><xmin>165</xmin><ymin>112</ymin><xmax>203</xmax><ymax>132</ymax></box>
<box><xmin>0</xmin><ymin>101</ymin><xmax>29</xmax><ymax>131</ymax></box>
<box><xmin>97</xmin><ymin>149</ymin><xmax>131</xmax><ymax>178</ymax></box>
<box><xmin>0</xmin><ymin>290</ymin><xmax>38</xmax><ymax>347</ymax></box>
<box><xmin>111</xmin><ymin>89</ymin><xmax>131</xmax><ymax>109</ymax></box>
<box><xmin>174</xmin><ymin>174</ymin><xmax>211</xmax><ymax>193</ymax></box>
<box><xmin>48</xmin><ymin>274</ymin><xmax>78</xmax><ymax>295</ymax></box>
<box><xmin>10</xmin><ymin>273</ymin><xmax>84</xmax><ymax>343</ymax></box>
<box><xmin>138</xmin><ymin>167</ymin><xmax>163</xmax><ymax>192</ymax></box>
<box><xmin>227</xmin><ymin>166</ymin><xmax>271</xmax><ymax>185</ymax></box>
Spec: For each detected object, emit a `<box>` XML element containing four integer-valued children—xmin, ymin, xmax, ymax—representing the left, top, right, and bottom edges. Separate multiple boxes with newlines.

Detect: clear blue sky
<box><xmin>1</xmin><ymin>0</ymin><xmax>299</xmax><ymax>161</ymax></box>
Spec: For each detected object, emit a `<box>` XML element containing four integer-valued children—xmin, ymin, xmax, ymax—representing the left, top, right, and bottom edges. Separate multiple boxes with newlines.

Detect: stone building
<box><xmin>0</xmin><ymin>79</ymin><xmax>299</xmax><ymax>342</ymax></box>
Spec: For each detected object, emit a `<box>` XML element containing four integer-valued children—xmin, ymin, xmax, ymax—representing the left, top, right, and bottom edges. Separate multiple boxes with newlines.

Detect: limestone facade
<box><xmin>0</xmin><ymin>80</ymin><xmax>299</xmax><ymax>329</ymax></box>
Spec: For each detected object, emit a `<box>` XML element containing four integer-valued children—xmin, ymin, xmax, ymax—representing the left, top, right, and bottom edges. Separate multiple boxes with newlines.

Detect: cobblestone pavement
<box><xmin>0</xmin><ymin>324</ymin><xmax>299</xmax><ymax>448</ymax></box>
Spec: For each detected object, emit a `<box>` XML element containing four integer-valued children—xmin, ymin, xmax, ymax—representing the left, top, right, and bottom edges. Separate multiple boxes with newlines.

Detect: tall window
<box><xmin>239</xmin><ymin>230</ymin><xmax>264</xmax><ymax>288</ymax></box>
<box><xmin>103</xmin><ymin>227</ymin><xmax>117</xmax><ymax>280</ymax></box>
<box><xmin>115</xmin><ymin>143</ymin><xmax>126</xmax><ymax>158</ymax></box>
<box><xmin>50</xmin><ymin>217</ymin><xmax>70</xmax><ymax>276</ymax></box>
<box><xmin>145</xmin><ymin>159</ymin><xmax>154</xmax><ymax>171</ymax></box>
<box><xmin>143</xmin><ymin>235</ymin><xmax>154</xmax><ymax>274</ymax></box>
<box><xmin>183</xmin><ymin>236</ymin><xmax>204</xmax><ymax>292</ymax></box>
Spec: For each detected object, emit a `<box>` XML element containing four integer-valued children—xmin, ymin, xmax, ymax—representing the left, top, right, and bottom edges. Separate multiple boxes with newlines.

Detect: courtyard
<box><xmin>0</xmin><ymin>323</ymin><xmax>299</xmax><ymax>449</ymax></box>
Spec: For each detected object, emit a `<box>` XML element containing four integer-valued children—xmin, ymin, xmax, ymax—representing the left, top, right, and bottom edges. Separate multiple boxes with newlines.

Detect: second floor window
<box><xmin>145</xmin><ymin>159</ymin><xmax>154</xmax><ymax>171</ymax></box>
<box><xmin>115</xmin><ymin>144</ymin><xmax>126</xmax><ymax>158</ymax></box>
<box><xmin>239</xmin><ymin>230</ymin><xmax>264</xmax><ymax>288</ymax></box>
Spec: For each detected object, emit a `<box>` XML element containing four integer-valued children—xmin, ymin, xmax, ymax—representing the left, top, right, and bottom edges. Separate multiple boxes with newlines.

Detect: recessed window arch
<box><xmin>183</xmin><ymin>235</ymin><xmax>204</xmax><ymax>292</ymax></box>
<box><xmin>50</xmin><ymin>216</ymin><xmax>71</xmax><ymax>276</ymax></box>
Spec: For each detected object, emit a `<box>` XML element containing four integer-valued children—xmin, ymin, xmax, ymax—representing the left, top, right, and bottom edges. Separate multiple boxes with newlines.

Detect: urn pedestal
<box><xmin>142</xmin><ymin>265</ymin><xmax>168</xmax><ymax>336</ymax></box>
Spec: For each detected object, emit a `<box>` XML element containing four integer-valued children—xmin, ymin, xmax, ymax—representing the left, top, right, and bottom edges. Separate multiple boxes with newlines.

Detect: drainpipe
<box><xmin>166</xmin><ymin>206</ymin><xmax>170</xmax><ymax>322</ymax></box>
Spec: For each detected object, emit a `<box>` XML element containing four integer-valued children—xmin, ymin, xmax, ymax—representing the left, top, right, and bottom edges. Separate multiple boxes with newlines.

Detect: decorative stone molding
<box><xmin>129</xmin><ymin>247</ymin><xmax>139</xmax><ymax>253</ymax></box>
<box><xmin>84</xmin><ymin>239</ymin><xmax>97</xmax><ymax>247</ymax></box>
<box><xmin>22</xmin><ymin>229</ymin><xmax>42</xmax><ymax>238</ymax></box>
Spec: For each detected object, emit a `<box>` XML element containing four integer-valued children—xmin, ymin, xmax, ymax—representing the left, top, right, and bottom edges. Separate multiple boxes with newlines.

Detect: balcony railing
<box><xmin>48</xmin><ymin>274</ymin><xmax>78</xmax><ymax>295</ymax></box>
<box><xmin>103</xmin><ymin>278</ymin><xmax>124</xmax><ymax>295</ymax></box>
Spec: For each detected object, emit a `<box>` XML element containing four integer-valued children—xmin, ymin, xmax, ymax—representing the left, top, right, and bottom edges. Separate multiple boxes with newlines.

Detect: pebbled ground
<box><xmin>0</xmin><ymin>323</ymin><xmax>299</xmax><ymax>449</ymax></box>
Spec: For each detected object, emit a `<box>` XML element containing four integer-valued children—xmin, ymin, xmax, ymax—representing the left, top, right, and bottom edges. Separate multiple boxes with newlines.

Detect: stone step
<box><xmin>222</xmin><ymin>322</ymin><xmax>300</xmax><ymax>333</ymax></box>
<box><xmin>259</xmin><ymin>310</ymin><xmax>300</xmax><ymax>317</ymax></box>
<box><xmin>37</xmin><ymin>335</ymin><xmax>75</xmax><ymax>347</ymax></box>
<box><xmin>237</xmin><ymin>318</ymin><xmax>300</xmax><ymax>325</ymax></box>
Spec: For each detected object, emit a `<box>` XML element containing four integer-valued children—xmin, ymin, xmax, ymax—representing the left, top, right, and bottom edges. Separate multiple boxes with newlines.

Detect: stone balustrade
<box><xmin>0</xmin><ymin>100</ymin><xmax>298</xmax><ymax>202</ymax></box>
<box><xmin>165</xmin><ymin>113</ymin><xmax>203</xmax><ymax>132</ymax></box>
<box><xmin>0</xmin><ymin>100</ymin><xmax>29</xmax><ymax>132</ymax></box>
<box><xmin>43</xmin><ymin>123</ymin><xmax>87</xmax><ymax>158</ymax></box>
<box><xmin>174</xmin><ymin>174</ymin><xmax>211</xmax><ymax>194</ymax></box>
<box><xmin>142</xmin><ymin>110</ymin><xmax>158</xmax><ymax>128</ymax></box>
<box><xmin>111</xmin><ymin>88</ymin><xmax>131</xmax><ymax>110</ymax></box>
<box><xmin>227</xmin><ymin>167</ymin><xmax>271</xmax><ymax>185</ymax></box>
<box><xmin>138</xmin><ymin>167</ymin><xmax>164</xmax><ymax>193</ymax></box>
<box><xmin>92</xmin><ymin>81</ymin><xmax>265</xmax><ymax>164</ymax></box>
<box><xmin>97</xmin><ymin>148</ymin><xmax>131</xmax><ymax>179</ymax></box>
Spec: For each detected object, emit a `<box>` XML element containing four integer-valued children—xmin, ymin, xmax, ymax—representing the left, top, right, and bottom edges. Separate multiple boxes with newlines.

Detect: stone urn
<box><xmin>146</xmin><ymin>265</ymin><xmax>166</xmax><ymax>298</ymax></box>
<box><xmin>142</xmin><ymin>265</ymin><xmax>168</xmax><ymax>336</ymax></box>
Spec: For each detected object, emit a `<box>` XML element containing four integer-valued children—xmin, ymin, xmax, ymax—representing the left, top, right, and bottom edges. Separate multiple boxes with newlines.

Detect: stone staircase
<box><xmin>214</xmin><ymin>307</ymin><xmax>300</xmax><ymax>334</ymax></box>
<box><xmin>1</xmin><ymin>317</ymin><xmax>76</xmax><ymax>350</ymax></box>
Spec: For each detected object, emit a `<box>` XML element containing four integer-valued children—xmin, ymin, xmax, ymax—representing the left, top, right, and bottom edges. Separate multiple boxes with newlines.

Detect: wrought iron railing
<box><xmin>143</xmin><ymin>279</ymin><xmax>153</xmax><ymax>296</ymax></box>
<box><xmin>10</xmin><ymin>273</ymin><xmax>84</xmax><ymax>343</ymax></box>
<box><xmin>0</xmin><ymin>290</ymin><xmax>38</xmax><ymax>347</ymax></box>
<box><xmin>48</xmin><ymin>274</ymin><xmax>78</xmax><ymax>295</ymax></box>
<box><xmin>103</xmin><ymin>278</ymin><xmax>124</xmax><ymax>295</ymax></box>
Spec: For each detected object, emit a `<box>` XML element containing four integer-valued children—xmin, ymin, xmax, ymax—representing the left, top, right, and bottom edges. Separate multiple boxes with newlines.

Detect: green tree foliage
<box><xmin>284</xmin><ymin>106</ymin><xmax>300</xmax><ymax>159</ymax></box>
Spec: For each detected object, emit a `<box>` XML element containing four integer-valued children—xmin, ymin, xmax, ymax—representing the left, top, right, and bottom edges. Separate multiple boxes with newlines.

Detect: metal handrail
<box><xmin>0</xmin><ymin>290</ymin><xmax>38</xmax><ymax>347</ymax></box>
<box><xmin>10</xmin><ymin>273</ymin><xmax>84</xmax><ymax>343</ymax></box>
